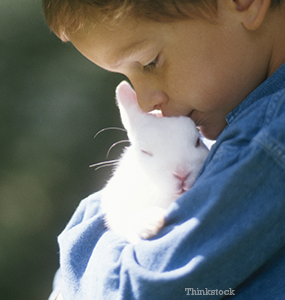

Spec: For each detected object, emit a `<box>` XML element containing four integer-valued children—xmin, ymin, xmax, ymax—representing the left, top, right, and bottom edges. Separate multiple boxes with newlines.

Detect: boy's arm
<box><xmin>55</xmin><ymin>95</ymin><xmax>285</xmax><ymax>299</ymax></box>
<box><xmin>56</xmin><ymin>133</ymin><xmax>285</xmax><ymax>299</ymax></box>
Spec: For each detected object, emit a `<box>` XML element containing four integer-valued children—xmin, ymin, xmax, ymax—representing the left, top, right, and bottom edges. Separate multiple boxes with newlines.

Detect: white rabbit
<box><xmin>100</xmin><ymin>81</ymin><xmax>209</xmax><ymax>244</ymax></box>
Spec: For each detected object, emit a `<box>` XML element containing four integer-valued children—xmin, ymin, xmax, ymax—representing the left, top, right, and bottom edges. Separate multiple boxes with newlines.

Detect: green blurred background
<box><xmin>0</xmin><ymin>1</ymin><xmax>126</xmax><ymax>299</ymax></box>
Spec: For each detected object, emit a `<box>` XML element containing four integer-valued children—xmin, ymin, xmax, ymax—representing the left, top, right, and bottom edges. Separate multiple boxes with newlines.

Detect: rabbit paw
<box><xmin>128</xmin><ymin>207</ymin><xmax>166</xmax><ymax>244</ymax></box>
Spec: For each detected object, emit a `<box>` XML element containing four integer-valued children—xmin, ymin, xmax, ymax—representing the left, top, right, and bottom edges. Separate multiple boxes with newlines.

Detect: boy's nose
<box><xmin>134</xmin><ymin>85</ymin><xmax>168</xmax><ymax>113</ymax></box>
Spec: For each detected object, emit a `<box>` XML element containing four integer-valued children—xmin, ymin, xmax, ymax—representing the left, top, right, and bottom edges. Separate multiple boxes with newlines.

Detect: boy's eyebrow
<box><xmin>113</xmin><ymin>39</ymin><xmax>149</xmax><ymax>68</ymax></box>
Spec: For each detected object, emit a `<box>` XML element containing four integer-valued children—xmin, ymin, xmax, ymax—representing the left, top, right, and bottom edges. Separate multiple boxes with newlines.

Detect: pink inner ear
<box><xmin>116</xmin><ymin>81</ymin><xmax>164</xmax><ymax>118</ymax></box>
<box><xmin>148</xmin><ymin>110</ymin><xmax>163</xmax><ymax>118</ymax></box>
<box><xmin>116</xmin><ymin>81</ymin><xmax>138</xmax><ymax>105</ymax></box>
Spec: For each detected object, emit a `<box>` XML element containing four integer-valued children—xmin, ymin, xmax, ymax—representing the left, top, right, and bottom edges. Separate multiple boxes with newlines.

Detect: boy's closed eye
<box><xmin>143</xmin><ymin>55</ymin><xmax>160</xmax><ymax>73</ymax></box>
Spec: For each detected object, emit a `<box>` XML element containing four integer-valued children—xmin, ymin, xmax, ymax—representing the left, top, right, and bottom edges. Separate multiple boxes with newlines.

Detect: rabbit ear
<box><xmin>149</xmin><ymin>110</ymin><xmax>163</xmax><ymax>118</ymax></box>
<box><xmin>115</xmin><ymin>81</ymin><xmax>143</xmax><ymax>131</ymax></box>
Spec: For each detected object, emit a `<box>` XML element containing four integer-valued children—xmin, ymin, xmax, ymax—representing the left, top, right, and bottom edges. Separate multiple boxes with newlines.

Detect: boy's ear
<box><xmin>233</xmin><ymin>0</ymin><xmax>271</xmax><ymax>30</ymax></box>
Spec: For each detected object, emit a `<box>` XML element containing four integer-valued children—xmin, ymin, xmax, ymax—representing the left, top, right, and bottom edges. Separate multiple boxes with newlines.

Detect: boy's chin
<box><xmin>198</xmin><ymin>125</ymin><xmax>223</xmax><ymax>141</ymax></box>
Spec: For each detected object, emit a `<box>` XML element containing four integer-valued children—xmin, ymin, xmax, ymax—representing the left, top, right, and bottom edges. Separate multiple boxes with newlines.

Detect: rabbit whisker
<box><xmin>89</xmin><ymin>159</ymin><xmax>119</xmax><ymax>170</ymax></box>
<box><xmin>195</xmin><ymin>114</ymin><xmax>211</xmax><ymax>127</ymax></box>
<box><xmin>106</xmin><ymin>140</ymin><xmax>130</xmax><ymax>158</ymax></box>
<box><xmin>94</xmin><ymin>162</ymin><xmax>119</xmax><ymax>171</ymax></box>
<box><xmin>94</xmin><ymin>127</ymin><xmax>127</xmax><ymax>139</ymax></box>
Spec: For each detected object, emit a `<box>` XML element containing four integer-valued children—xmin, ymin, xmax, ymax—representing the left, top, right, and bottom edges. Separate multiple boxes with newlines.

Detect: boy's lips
<box><xmin>187</xmin><ymin>110</ymin><xmax>196</xmax><ymax>123</ymax></box>
<box><xmin>188</xmin><ymin>111</ymin><xmax>194</xmax><ymax>118</ymax></box>
<box><xmin>160</xmin><ymin>109</ymin><xmax>196</xmax><ymax>123</ymax></box>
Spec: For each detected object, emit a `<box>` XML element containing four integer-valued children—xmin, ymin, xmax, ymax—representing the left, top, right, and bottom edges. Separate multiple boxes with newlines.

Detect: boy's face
<box><xmin>70</xmin><ymin>6</ymin><xmax>269</xmax><ymax>139</ymax></box>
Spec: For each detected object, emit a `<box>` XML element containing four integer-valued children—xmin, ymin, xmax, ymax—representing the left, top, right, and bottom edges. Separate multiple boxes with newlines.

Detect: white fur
<box><xmin>100</xmin><ymin>81</ymin><xmax>209</xmax><ymax>243</ymax></box>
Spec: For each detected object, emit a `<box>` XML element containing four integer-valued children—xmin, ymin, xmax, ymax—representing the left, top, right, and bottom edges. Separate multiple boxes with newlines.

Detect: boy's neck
<box><xmin>264</xmin><ymin>5</ymin><xmax>285</xmax><ymax>77</ymax></box>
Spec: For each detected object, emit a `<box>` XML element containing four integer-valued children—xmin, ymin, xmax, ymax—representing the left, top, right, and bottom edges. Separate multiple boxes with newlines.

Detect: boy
<box><xmin>44</xmin><ymin>0</ymin><xmax>285</xmax><ymax>299</ymax></box>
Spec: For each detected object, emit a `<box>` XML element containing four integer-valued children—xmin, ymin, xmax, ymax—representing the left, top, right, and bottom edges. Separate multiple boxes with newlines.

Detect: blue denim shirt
<box><xmin>50</xmin><ymin>63</ymin><xmax>285</xmax><ymax>300</ymax></box>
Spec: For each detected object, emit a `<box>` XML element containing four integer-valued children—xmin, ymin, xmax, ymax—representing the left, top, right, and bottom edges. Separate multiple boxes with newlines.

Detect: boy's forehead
<box><xmin>70</xmin><ymin>19</ymin><xmax>165</xmax><ymax>70</ymax></box>
<box><xmin>112</xmin><ymin>39</ymin><xmax>152</xmax><ymax>68</ymax></box>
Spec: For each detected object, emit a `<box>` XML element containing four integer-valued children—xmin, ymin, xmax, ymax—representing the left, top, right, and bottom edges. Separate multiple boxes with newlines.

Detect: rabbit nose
<box><xmin>173</xmin><ymin>172</ymin><xmax>191</xmax><ymax>183</ymax></box>
<box><xmin>174</xmin><ymin>172</ymin><xmax>191</xmax><ymax>195</ymax></box>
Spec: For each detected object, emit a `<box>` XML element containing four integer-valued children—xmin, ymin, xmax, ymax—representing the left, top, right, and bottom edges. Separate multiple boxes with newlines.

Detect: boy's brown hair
<box><xmin>43</xmin><ymin>0</ymin><xmax>282</xmax><ymax>42</ymax></box>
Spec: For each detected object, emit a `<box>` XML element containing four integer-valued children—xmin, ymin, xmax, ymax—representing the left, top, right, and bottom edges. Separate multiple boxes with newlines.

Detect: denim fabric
<box><xmin>50</xmin><ymin>63</ymin><xmax>285</xmax><ymax>300</ymax></box>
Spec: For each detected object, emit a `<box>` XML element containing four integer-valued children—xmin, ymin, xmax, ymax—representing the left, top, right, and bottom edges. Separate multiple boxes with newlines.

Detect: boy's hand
<box><xmin>127</xmin><ymin>207</ymin><xmax>166</xmax><ymax>244</ymax></box>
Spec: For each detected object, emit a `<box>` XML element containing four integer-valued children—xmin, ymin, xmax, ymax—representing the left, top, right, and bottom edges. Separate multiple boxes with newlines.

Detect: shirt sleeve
<box><xmin>57</xmin><ymin>102</ymin><xmax>285</xmax><ymax>300</ymax></box>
